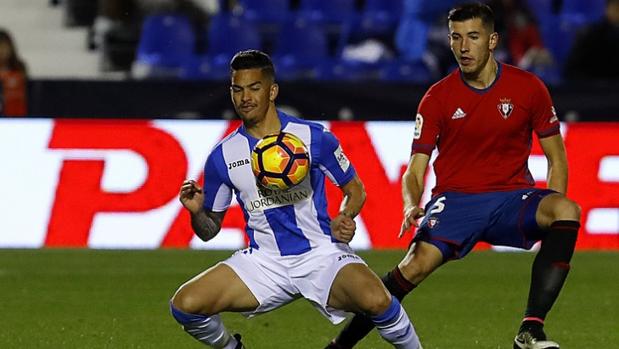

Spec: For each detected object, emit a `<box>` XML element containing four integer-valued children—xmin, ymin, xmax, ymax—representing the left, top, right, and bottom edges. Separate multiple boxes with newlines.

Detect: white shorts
<box><xmin>221</xmin><ymin>242</ymin><xmax>366</xmax><ymax>324</ymax></box>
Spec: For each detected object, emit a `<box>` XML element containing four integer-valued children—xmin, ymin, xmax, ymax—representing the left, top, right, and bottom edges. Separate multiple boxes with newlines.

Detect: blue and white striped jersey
<box><xmin>202</xmin><ymin>111</ymin><xmax>356</xmax><ymax>256</ymax></box>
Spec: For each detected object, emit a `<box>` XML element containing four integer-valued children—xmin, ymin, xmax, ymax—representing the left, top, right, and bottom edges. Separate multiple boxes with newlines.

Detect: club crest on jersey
<box><xmin>427</xmin><ymin>217</ymin><xmax>439</xmax><ymax>229</ymax></box>
<box><xmin>497</xmin><ymin>98</ymin><xmax>514</xmax><ymax>119</ymax></box>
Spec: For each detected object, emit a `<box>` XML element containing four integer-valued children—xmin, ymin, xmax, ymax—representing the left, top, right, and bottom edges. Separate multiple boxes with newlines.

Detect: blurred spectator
<box><xmin>490</xmin><ymin>0</ymin><xmax>554</xmax><ymax>70</ymax></box>
<box><xmin>0</xmin><ymin>29</ymin><xmax>27</xmax><ymax>116</ymax></box>
<box><xmin>564</xmin><ymin>0</ymin><xmax>619</xmax><ymax>80</ymax></box>
<box><xmin>89</xmin><ymin>0</ymin><xmax>140</xmax><ymax>51</ymax></box>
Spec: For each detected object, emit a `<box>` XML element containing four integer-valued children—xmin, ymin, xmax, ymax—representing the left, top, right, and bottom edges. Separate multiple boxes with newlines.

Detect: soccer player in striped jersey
<box><xmin>326</xmin><ymin>3</ymin><xmax>581</xmax><ymax>349</ymax></box>
<box><xmin>169</xmin><ymin>50</ymin><xmax>422</xmax><ymax>349</ymax></box>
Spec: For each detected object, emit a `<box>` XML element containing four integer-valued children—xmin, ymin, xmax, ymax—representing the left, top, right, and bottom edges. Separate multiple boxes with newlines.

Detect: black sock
<box><xmin>523</xmin><ymin>220</ymin><xmax>579</xmax><ymax>324</ymax></box>
<box><xmin>519</xmin><ymin>319</ymin><xmax>546</xmax><ymax>340</ymax></box>
<box><xmin>383</xmin><ymin>266</ymin><xmax>417</xmax><ymax>301</ymax></box>
<box><xmin>334</xmin><ymin>267</ymin><xmax>416</xmax><ymax>348</ymax></box>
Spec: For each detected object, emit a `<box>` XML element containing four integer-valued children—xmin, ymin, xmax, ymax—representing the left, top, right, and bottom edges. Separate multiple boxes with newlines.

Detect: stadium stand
<box><xmin>132</xmin><ymin>14</ymin><xmax>196</xmax><ymax>78</ymax></box>
<box><xmin>1</xmin><ymin>0</ymin><xmax>617</xmax><ymax>88</ymax></box>
<box><xmin>239</xmin><ymin>0</ymin><xmax>291</xmax><ymax>25</ymax></box>
<box><xmin>355</xmin><ymin>0</ymin><xmax>403</xmax><ymax>40</ymax></box>
<box><xmin>272</xmin><ymin>18</ymin><xmax>330</xmax><ymax>80</ymax></box>
<box><xmin>62</xmin><ymin>0</ymin><xmax>98</xmax><ymax>27</ymax></box>
<box><xmin>0</xmin><ymin>0</ymin><xmax>99</xmax><ymax>78</ymax></box>
<box><xmin>180</xmin><ymin>14</ymin><xmax>261</xmax><ymax>80</ymax></box>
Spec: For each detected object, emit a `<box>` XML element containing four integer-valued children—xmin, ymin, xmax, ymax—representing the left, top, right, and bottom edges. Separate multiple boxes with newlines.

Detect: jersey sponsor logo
<box><xmin>497</xmin><ymin>98</ymin><xmax>514</xmax><ymax>119</ymax></box>
<box><xmin>245</xmin><ymin>186</ymin><xmax>311</xmax><ymax>212</ymax></box>
<box><xmin>334</xmin><ymin>145</ymin><xmax>351</xmax><ymax>172</ymax></box>
<box><xmin>451</xmin><ymin>107</ymin><xmax>467</xmax><ymax>119</ymax></box>
<box><xmin>414</xmin><ymin>113</ymin><xmax>424</xmax><ymax>139</ymax></box>
<box><xmin>227</xmin><ymin>158</ymin><xmax>250</xmax><ymax>170</ymax></box>
<box><xmin>337</xmin><ymin>253</ymin><xmax>361</xmax><ymax>262</ymax></box>
<box><xmin>2</xmin><ymin>119</ymin><xmax>619</xmax><ymax>251</ymax></box>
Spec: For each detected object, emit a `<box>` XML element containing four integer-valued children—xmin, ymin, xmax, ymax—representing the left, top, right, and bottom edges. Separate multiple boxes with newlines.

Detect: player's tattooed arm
<box><xmin>179</xmin><ymin>179</ymin><xmax>225</xmax><ymax>241</ymax></box>
<box><xmin>190</xmin><ymin>210</ymin><xmax>224</xmax><ymax>242</ymax></box>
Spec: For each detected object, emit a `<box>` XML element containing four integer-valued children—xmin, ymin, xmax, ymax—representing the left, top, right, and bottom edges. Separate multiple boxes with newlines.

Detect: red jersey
<box><xmin>412</xmin><ymin>63</ymin><xmax>560</xmax><ymax>196</ymax></box>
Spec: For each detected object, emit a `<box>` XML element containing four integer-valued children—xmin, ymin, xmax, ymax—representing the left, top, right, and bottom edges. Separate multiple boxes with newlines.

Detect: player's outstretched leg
<box><xmin>514</xmin><ymin>196</ymin><xmax>580</xmax><ymax>349</ymax></box>
<box><xmin>326</xmin><ymin>267</ymin><xmax>417</xmax><ymax>349</ymax></box>
<box><xmin>170</xmin><ymin>303</ymin><xmax>243</xmax><ymax>348</ymax></box>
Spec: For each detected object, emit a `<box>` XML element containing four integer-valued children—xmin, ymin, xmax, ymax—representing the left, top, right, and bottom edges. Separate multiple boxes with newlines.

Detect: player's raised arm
<box><xmin>399</xmin><ymin>153</ymin><xmax>430</xmax><ymax>237</ymax></box>
<box><xmin>331</xmin><ymin>175</ymin><xmax>366</xmax><ymax>243</ymax></box>
<box><xmin>539</xmin><ymin>134</ymin><xmax>568</xmax><ymax>194</ymax></box>
<box><xmin>179</xmin><ymin>179</ymin><xmax>225</xmax><ymax>242</ymax></box>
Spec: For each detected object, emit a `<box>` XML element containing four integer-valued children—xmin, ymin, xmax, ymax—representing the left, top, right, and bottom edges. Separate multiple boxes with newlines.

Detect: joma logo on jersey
<box><xmin>337</xmin><ymin>254</ymin><xmax>360</xmax><ymax>262</ymax></box>
<box><xmin>228</xmin><ymin>158</ymin><xmax>250</xmax><ymax>169</ymax></box>
<box><xmin>497</xmin><ymin>98</ymin><xmax>514</xmax><ymax>119</ymax></box>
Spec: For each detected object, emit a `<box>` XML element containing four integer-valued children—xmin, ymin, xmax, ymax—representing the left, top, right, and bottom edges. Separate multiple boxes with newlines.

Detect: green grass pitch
<box><xmin>1</xmin><ymin>249</ymin><xmax>617</xmax><ymax>348</ymax></box>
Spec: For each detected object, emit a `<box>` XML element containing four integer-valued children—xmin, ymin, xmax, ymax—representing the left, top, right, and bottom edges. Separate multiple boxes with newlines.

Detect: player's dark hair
<box><xmin>230</xmin><ymin>49</ymin><xmax>275</xmax><ymax>80</ymax></box>
<box><xmin>0</xmin><ymin>28</ymin><xmax>27</xmax><ymax>73</ymax></box>
<box><xmin>448</xmin><ymin>2</ymin><xmax>495</xmax><ymax>32</ymax></box>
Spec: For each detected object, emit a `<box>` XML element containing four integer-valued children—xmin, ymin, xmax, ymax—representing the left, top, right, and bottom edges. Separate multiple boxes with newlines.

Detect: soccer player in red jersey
<box><xmin>326</xmin><ymin>3</ymin><xmax>581</xmax><ymax>349</ymax></box>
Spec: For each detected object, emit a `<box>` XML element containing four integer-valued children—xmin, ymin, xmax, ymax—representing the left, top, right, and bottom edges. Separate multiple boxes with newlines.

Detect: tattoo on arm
<box><xmin>190</xmin><ymin>211</ymin><xmax>222</xmax><ymax>242</ymax></box>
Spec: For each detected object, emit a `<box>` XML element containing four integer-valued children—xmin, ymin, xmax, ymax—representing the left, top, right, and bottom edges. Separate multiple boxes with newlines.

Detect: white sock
<box><xmin>372</xmin><ymin>298</ymin><xmax>422</xmax><ymax>349</ymax></box>
<box><xmin>184</xmin><ymin>314</ymin><xmax>236</xmax><ymax>348</ymax></box>
<box><xmin>170</xmin><ymin>303</ymin><xmax>237</xmax><ymax>348</ymax></box>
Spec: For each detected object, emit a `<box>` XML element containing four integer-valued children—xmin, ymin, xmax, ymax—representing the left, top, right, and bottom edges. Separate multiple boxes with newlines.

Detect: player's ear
<box><xmin>270</xmin><ymin>83</ymin><xmax>279</xmax><ymax>102</ymax></box>
<box><xmin>489</xmin><ymin>32</ymin><xmax>498</xmax><ymax>50</ymax></box>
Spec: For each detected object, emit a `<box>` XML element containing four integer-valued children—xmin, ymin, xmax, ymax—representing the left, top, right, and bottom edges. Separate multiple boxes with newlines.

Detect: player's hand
<box><xmin>331</xmin><ymin>213</ymin><xmax>356</xmax><ymax>243</ymax></box>
<box><xmin>398</xmin><ymin>205</ymin><xmax>425</xmax><ymax>238</ymax></box>
<box><xmin>179</xmin><ymin>179</ymin><xmax>204</xmax><ymax>214</ymax></box>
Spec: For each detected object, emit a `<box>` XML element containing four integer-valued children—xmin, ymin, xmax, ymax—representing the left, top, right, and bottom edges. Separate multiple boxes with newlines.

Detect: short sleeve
<box><xmin>317</xmin><ymin>129</ymin><xmax>356</xmax><ymax>186</ymax></box>
<box><xmin>411</xmin><ymin>91</ymin><xmax>442</xmax><ymax>155</ymax></box>
<box><xmin>202</xmin><ymin>149</ymin><xmax>233</xmax><ymax>212</ymax></box>
<box><xmin>530</xmin><ymin>76</ymin><xmax>560</xmax><ymax>138</ymax></box>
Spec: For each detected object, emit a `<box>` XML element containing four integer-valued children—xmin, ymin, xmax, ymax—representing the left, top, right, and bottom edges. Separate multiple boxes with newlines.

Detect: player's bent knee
<box><xmin>358</xmin><ymin>286</ymin><xmax>392</xmax><ymax>316</ymax></box>
<box><xmin>553</xmin><ymin>198</ymin><xmax>581</xmax><ymax>222</ymax></box>
<box><xmin>171</xmin><ymin>287</ymin><xmax>207</xmax><ymax>315</ymax></box>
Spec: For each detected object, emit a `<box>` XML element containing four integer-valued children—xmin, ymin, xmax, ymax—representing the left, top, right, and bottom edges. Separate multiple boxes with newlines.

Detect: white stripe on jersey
<box><xmin>220</xmin><ymin>133</ymin><xmax>280</xmax><ymax>253</ymax></box>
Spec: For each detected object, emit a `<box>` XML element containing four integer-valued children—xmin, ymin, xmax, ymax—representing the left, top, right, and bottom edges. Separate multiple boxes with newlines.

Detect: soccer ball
<box><xmin>251</xmin><ymin>132</ymin><xmax>310</xmax><ymax>190</ymax></box>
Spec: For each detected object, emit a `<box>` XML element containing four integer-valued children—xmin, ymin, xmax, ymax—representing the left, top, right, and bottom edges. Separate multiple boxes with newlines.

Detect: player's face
<box><xmin>448</xmin><ymin>18</ymin><xmax>497</xmax><ymax>75</ymax></box>
<box><xmin>230</xmin><ymin>68</ymin><xmax>277</xmax><ymax>125</ymax></box>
